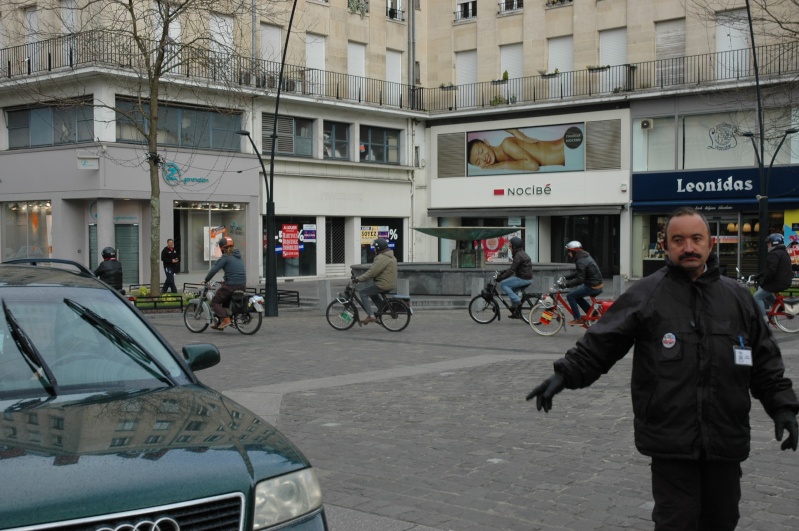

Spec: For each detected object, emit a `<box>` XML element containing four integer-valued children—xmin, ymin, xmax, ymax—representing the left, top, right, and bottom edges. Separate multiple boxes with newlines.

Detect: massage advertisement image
<box><xmin>466</xmin><ymin>123</ymin><xmax>586</xmax><ymax>176</ymax></box>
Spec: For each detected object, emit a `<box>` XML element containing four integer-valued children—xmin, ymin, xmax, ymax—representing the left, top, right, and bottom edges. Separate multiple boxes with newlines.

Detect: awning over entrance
<box><xmin>413</xmin><ymin>227</ymin><xmax>519</xmax><ymax>241</ymax></box>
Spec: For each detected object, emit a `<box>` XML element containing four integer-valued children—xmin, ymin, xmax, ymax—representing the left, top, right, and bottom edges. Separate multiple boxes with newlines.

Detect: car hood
<box><xmin>0</xmin><ymin>385</ymin><xmax>309</xmax><ymax>528</ymax></box>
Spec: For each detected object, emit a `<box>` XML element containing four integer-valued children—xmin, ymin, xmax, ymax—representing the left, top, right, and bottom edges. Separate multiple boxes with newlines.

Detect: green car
<box><xmin>0</xmin><ymin>260</ymin><xmax>327</xmax><ymax>530</ymax></box>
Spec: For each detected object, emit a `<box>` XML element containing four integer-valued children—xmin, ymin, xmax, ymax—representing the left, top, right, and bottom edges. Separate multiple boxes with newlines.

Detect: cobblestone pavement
<box><xmin>150</xmin><ymin>303</ymin><xmax>799</xmax><ymax>531</ymax></box>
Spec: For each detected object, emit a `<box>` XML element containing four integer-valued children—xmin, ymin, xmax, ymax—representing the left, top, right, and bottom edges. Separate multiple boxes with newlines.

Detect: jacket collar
<box><xmin>665</xmin><ymin>253</ymin><xmax>721</xmax><ymax>284</ymax></box>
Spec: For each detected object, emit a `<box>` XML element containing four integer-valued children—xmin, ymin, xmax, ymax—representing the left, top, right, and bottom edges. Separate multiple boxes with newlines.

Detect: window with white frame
<box><xmin>262</xmin><ymin>114</ymin><xmax>313</xmax><ymax>157</ymax></box>
<box><xmin>360</xmin><ymin>125</ymin><xmax>400</xmax><ymax>164</ymax></box>
<box><xmin>387</xmin><ymin>0</ymin><xmax>403</xmax><ymax>20</ymax></box>
<box><xmin>455</xmin><ymin>0</ymin><xmax>477</xmax><ymax>21</ymax></box>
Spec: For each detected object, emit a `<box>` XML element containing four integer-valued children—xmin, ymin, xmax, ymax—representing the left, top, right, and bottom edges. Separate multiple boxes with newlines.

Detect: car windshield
<box><xmin>0</xmin><ymin>286</ymin><xmax>187</xmax><ymax>399</ymax></box>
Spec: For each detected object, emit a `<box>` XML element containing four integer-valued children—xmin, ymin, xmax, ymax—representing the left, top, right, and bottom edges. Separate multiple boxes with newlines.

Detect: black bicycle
<box><xmin>468</xmin><ymin>272</ymin><xmax>536</xmax><ymax>324</ymax></box>
<box><xmin>326</xmin><ymin>278</ymin><xmax>412</xmax><ymax>332</ymax></box>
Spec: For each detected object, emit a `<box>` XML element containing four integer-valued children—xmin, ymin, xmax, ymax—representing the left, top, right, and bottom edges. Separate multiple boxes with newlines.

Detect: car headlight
<box><xmin>253</xmin><ymin>468</ymin><xmax>323</xmax><ymax>529</ymax></box>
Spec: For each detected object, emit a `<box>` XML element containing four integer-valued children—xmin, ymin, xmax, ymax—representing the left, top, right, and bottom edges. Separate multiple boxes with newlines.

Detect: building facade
<box><xmin>1</xmin><ymin>0</ymin><xmax>797</xmax><ymax>286</ymax></box>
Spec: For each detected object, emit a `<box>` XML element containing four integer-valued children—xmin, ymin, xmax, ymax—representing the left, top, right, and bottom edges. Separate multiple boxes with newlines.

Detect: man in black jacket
<box><xmin>526</xmin><ymin>207</ymin><xmax>798</xmax><ymax>531</ymax></box>
<box><xmin>94</xmin><ymin>246</ymin><xmax>123</xmax><ymax>292</ymax></box>
<box><xmin>559</xmin><ymin>241</ymin><xmax>604</xmax><ymax>326</ymax></box>
<box><xmin>497</xmin><ymin>236</ymin><xmax>533</xmax><ymax>317</ymax></box>
<box><xmin>753</xmin><ymin>233</ymin><xmax>793</xmax><ymax>319</ymax></box>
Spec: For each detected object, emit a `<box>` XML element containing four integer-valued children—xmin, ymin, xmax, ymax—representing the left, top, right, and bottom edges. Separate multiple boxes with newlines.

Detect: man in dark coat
<box><xmin>497</xmin><ymin>236</ymin><xmax>533</xmax><ymax>317</ymax></box>
<box><xmin>753</xmin><ymin>233</ymin><xmax>793</xmax><ymax>319</ymax></box>
<box><xmin>526</xmin><ymin>207</ymin><xmax>798</xmax><ymax>531</ymax></box>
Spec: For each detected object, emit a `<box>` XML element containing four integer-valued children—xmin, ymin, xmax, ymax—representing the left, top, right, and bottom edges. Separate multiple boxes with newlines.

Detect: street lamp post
<box><xmin>235</xmin><ymin>0</ymin><xmax>299</xmax><ymax>317</ymax></box>
<box><xmin>743</xmin><ymin>128</ymin><xmax>799</xmax><ymax>272</ymax></box>
<box><xmin>236</xmin><ymin>130</ymin><xmax>278</xmax><ymax>317</ymax></box>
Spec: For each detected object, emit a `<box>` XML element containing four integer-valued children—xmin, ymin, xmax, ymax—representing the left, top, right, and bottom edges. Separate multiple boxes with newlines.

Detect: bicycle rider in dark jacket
<box><xmin>497</xmin><ymin>236</ymin><xmax>533</xmax><ymax>317</ymax></box>
<box><xmin>753</xmin><ymin>233</ymin><xmax>793</xmax><ymax>318</ymax></box>
<box><xmin>559</xmin><ymin>241</ymin><xmax>603</xmax><ymax>326</ymax></box>
<box><xmin>94</xmin><ymin>246</ymin><xmax>123</xmax><ymax>293</ymax></box>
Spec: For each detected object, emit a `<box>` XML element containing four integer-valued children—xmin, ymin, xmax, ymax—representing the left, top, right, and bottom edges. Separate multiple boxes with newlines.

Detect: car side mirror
<box><xmin>182</xmin><ymin>344</ymin><xmax>221</xmax><ymax>371</ymax></box>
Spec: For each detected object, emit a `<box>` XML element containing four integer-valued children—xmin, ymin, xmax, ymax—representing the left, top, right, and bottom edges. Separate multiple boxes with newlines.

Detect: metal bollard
<box><xmin>317</xmin><ymin>279</ymin><xmax>332</xmax><ymax>315</ymax></box>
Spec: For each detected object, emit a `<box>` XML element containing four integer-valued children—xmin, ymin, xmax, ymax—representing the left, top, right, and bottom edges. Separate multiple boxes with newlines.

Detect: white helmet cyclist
<box><xmin>565</xmin><ymin>241</ymin><xmax>582</xmax><ymax>251</ymax></box>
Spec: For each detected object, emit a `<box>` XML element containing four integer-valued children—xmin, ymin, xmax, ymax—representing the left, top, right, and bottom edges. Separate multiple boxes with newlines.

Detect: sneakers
<box><xmin>212</xmin><ymin>317</ymin><xmax>232</xmax><ymax>330</ymax></box>
<box><xmin>361</xmin><ymin>316</ymin><xmax>378</xmax><ymax>325</ymax></box>
<box><xmin>567</xmin><ymin>319</ymin><xmax>584</xmax><ymax>326</ymax></box>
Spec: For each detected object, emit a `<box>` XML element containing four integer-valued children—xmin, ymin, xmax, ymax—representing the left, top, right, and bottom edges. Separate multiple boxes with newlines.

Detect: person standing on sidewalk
<box><xmin>753</xmin><ymin>233</ymin><xmax>793</xmax><ymax>319</ymax></box>
<box><xmin>353</xmin><ymin>238</ymin><xmax>397</xmax><ymax>325</ymax></box>
<box><xmin>496</xmin><ymin>236</ymin><xmax>533</xmax><ymax>318</ymax></box>
<box><xmin>559</xmin><ymin>241</ymin><xmax>604</xmax><ymax>325</ymax></box>
<box><xmin>204</xmin><ymin>236</ymin><xmax>246</xmax><ymax>330</ymax></box>
<box><xmin>161</xmin><ymin>238</ymin><xmax>180</xmax><ymax>293</ymax></box>
<box><xmin>526</xmin><ymin>206</ymin><xmax>798</xmax><ymax>531</ymax></box>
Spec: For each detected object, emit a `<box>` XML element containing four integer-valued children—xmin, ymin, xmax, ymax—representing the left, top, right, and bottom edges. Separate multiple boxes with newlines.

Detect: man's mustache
<box><xmin>679</xmin><ymin>252</ymin><xmax>703</xmax><ymax>261</ymax></box>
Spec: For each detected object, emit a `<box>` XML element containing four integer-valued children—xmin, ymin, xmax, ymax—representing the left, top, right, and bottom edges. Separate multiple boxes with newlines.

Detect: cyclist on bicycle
<box><xmin>753</xmin><ymin>233</ymin><xmax>793</xmax><ymax>320</ymax></box>
<box><xmin>497</xmin><ymin>236</ymin><xmax>533</xmax><ymax>318</ymax></box>
<box><xmin>203</xmin><ymin>236</ymin><xmax>246</xmax><ymax>330</ymax></box>
<box><xmin>558</xmin><ymin>241</ymin><xmax>604</xmax><ymax>326</ymax></box>
<box><xmin>353</xmin><ymin>238</ymin><xmax>397</xmax><ymax>325</ymax></box>
<box><xmin>94</xmin><ymin>246</ymin><xmax>124</xmax><ymax>293</ymax></box>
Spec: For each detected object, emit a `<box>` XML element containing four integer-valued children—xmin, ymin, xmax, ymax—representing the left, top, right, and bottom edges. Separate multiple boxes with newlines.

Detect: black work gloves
<box><xmin>525</xmin><ymin>373</ymin><xmax>566</xmax><ymax>413</ymax></box>
<box><xmin>773</xmin><ymin>408</ymin><xmax>798</xmax><ymax>451</ymax></box>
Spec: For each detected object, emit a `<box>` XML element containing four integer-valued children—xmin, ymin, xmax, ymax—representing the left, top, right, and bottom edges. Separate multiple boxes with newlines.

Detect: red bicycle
<box><xmin>739</xmin><ymin>273</ymin><xmax>799</xmax><ymax>333</ymax></box>
<box><xmin>527</xmin><ymin>284</ymin><xmax>613</xmax><ymax>336</ymax></box>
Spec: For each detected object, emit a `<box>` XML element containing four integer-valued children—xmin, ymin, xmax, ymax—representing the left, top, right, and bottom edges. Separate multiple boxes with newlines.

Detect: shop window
<box><xmin>262</xmin><ymin>115</ymin><xmax>313</xmax><ymax>157</ymax></box>
<box><xmin>323</xmin><ymin>121</ymin><xmax>350</xmax><ymax>159</ymax></box>
<box><xmin>359</xmin><ymin>126</ymin><xmax>400</xmax><ymax>164</ymax></box>
<box><xmin>116</xmin><ymin>100</ymin><xmax>240</xmax><ymax>151</ymax></box>
<box><xmin>7</xmin><ymin>105</ymin><xmax>93</xmax><ymax>149</ymax></box>
<box><xmin>272</xmin><ymin>216</ymin><xmax>318</xmax><ymax>277</ymax></box>
<box><xmin>1</xmin><ymin>201</ymin><xmax>52</xmax><ymax>262</ymax></box>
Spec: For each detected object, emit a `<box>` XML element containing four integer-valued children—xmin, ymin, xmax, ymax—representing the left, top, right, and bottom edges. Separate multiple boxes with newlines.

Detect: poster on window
<box><xmin>361</xmin><ymin>225</ymin><xmax>390</xmax><ymax>244</ymax></box>
<box><xmin>466</xmin><ymin>123</ymin><xmax>585</xmax><ymax>176</ymax></box>
<box><xmin>282</xmin><ymin>224</ymin><xmax>300</xmax><ymax>259</ymax></box>
<box><xmin>204</xmin><ymin>226</ymin><xmax>227</xmax><ymax>261</ymax></box>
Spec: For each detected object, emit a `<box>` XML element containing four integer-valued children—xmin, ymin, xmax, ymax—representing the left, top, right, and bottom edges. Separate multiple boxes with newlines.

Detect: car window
<box><xmin>0</xmin><ymin>287</ymin><xmax>187</xmax><ymax>397</ymax></box>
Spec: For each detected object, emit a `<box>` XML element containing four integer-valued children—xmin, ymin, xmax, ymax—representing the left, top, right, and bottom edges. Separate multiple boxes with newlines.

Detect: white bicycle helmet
<box><xmin>565</xmin><ymin>241</ymin><xmax>582</xmax><ymax>251</ymax></box>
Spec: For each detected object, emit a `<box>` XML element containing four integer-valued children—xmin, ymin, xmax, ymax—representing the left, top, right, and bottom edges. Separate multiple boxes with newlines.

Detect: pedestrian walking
<box><xmin>161</xmin><ymin>238</ymin><xmax>180</xmax><ymax>293</ymax></box>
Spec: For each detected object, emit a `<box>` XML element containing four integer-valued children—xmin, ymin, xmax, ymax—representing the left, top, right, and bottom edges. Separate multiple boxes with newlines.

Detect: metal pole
<box><xmin>236</xmin><ymin>0</ymin><xmax>298</xmax><ymax>317</ymax></box>
<box><xmin>744</xmin><ymin>0</ymin><xmax>768</xmax><ymax>272</ymax></box>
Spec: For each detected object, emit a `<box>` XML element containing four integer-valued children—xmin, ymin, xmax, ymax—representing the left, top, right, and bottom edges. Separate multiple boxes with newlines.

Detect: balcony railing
<box><xmin>1</xmin><ymin>30</ymin><xmax>798</xmax><ymax>115</ymax></box>
<box><xmin>454</xmin><ymin>1</ymin><xmax>477</xmax><ymax>21</ymax></box>
<box><xmin>386</xmin><ymin>7</ymin><xmax>405</xmax><ymax>21</ymax></box>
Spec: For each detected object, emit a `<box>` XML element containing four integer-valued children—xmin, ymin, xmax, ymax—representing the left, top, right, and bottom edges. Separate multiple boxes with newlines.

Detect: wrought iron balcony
<box><xmin>1</xmin><ymin>30</ymin><xmax>797</xmax><ymax>116</ymax></box>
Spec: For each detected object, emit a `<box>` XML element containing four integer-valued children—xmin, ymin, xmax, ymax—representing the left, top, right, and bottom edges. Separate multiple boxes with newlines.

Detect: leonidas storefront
<box><xmin>631</xmin><ymin>167</ymin><xmax>799</xmax><ymax>279</ymax></box>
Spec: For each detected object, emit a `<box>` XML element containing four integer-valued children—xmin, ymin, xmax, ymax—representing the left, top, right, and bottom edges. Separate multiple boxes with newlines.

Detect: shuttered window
<box><xmin>262</xmin><ymin>114</ymin><xmax>313</xmax><ymax>157</ymax></box>
<box><xmin>656</xmin><ymin>19</ymin><xmax>685</xmax><ymax>86</ymax></box>
<box><xmin>456</xmin><ymin>50</ymin><xmax>477</xmax><ymax>107</ymax></box>
<box><xmin>260</xmin><ymin>24</ymin><xmax>282</xmax><ymax>62</ymax></box>
<box><xmin>715</xmin><ymin>9</ymin><xmax>749</xmax><ymax>80</ymax></box>
<box><xmin>586</xmin><ymin>120</ymin><xmax>621</xmax><ymax>170</ymax></box>
<box><xmin>437</xmin><ymin>132</ymin><xmax>466</xmax><ymax>178</ymax></box>
<box><xmin>548</xmin><ymin>36</ymin><xmax>574</xmax><ymax>96</ymax></box>
<box><xmin>599</xmin><ymin>28</ymin><xmax>627</xmax><ymax>92</ymax></box>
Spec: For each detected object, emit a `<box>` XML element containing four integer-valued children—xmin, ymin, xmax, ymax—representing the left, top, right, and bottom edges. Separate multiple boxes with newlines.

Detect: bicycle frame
<box><xmin>187</xmin><ymin>282</ymin><xmax>265</xmax><ymax>324</ymax></box>
<box><xmin>529</xmin><ymin>285</ymin><xmax>612</xmax><ymax>336</ymax></box>
<box><xmin>468</xmin><ymin>272</ymin><xmax>535</xmax><ymax>324</ymax></box>
<box><xmin>327</xmin><ymin>280</ymin><xmax>412</xmax><ymax>331</ymax></box>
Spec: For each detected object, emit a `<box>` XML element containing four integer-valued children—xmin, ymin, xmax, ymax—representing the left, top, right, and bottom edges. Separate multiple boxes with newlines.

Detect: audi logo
<box><xmin>96</xmin><ymin>517</ymin><xmax>180</xmax><ymax>531</ymax></box>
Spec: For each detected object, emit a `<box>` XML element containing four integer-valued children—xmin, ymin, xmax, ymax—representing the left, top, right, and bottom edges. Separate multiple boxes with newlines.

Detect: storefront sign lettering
<box><xmin>676</xmin><ymin>176</ymin><xmax>752</xmax><ymax>193</ymax></box>
<box><xmin>162</xmin><ymin>162</ymin><xmax>210</xmax><ymax>186</ymax></box>
<box><xmin>494</xmin><ymin>184</ymin><xmax>552</xmax><ymax>196</ymax></box>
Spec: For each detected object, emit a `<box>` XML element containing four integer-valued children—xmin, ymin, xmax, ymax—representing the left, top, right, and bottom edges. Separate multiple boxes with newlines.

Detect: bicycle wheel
<box><xmin>183</xmin><ymin>302</ymin><xmax>209</xmax><ymax>333</ymax></box>
<box><xmin>773</xmin><ymin>305</ymin><xmax>799</xmax><ymax>333</ymax></box>
<box><xmin>528</xmin><ymin>303</ymin><xmax>565</xmax><ymax>336</ymax></box>
<box><xmin>518</xmin><ymin>296</ymin><xmax>536</xmax><ymax>324</ymax></box>
<box><xmin>378</xmin><ymin>300</ymin><xmax>411</xmax><ymax>332</ymax></box>
<box><xmin>326</xmin><ymin>300</ymin><xmax>358</xmax><ymax>330</ymax></box>
<box><xmin>468</xmin><ymin>295</ymin><xmax>498</xmax><ymax>324</ymax></box>
<box><xmin>234</xmin><ymin>309</ymin><xmax>263</xmax><ymax>335</ymax></box>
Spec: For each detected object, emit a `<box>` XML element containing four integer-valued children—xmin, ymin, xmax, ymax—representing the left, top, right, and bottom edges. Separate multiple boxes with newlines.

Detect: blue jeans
<box><xmin>753</xmin><ymin>287</ymin><xmax>775</xmax><ymax>317</ymax></box>
<box><xmin>500</xmin><ymin>276</ymin><xmax>531</xmax><ymax>304</ymax></box>
<box><xmin>567</xmin><ymin>284</ymin><xmax>603</xmax><ymax>319</ymax></box>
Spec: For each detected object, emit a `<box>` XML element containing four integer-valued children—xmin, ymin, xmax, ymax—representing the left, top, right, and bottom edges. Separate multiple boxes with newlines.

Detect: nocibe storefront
<box><xmin>632</xmin><ymin>166</ymin><xmax>799</xmax><ymax>278</ymax></box>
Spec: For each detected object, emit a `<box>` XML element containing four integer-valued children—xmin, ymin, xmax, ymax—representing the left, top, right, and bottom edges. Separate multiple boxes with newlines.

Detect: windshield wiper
<box><xmin>62</xmin><ymin>298</ymin><xmax>176</xmax><ymax>386</ymax></box>
<box><xmin>2</xmin><ymin>300</ymin><xmax>59</xmax><ymax>396</ymax></box>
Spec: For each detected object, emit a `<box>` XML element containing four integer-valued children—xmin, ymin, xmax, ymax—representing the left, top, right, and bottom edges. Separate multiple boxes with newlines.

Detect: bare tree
<box><xmin>0</xmin><ymin>0</ymin><xmax>298</xmax><ymax>295</ymax></box>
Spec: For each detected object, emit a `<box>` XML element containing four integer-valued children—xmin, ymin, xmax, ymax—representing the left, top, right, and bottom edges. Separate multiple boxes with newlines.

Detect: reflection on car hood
<box><xmin>0</xmin><ymin>386</ymin><xmax>309</xmax><ymax>528</ymax></box>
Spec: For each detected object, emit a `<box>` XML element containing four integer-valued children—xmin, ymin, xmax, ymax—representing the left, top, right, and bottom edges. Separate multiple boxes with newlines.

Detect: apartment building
<box><xmin>1</xmin><ymin>0</ymin><xmax>797</xmax><ymax>284</ymax></box>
